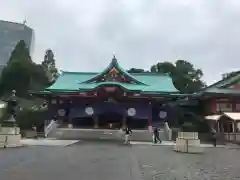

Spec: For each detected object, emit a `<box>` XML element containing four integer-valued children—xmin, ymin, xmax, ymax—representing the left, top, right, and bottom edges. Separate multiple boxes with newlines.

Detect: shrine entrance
<box><xmin>127</xmin><ymin>117</ymin><xmax>149</xmax><ymax>129</ymax></box>
<box><xmin>98</xmin><ymin>112</ymin><xmax>123</xmax><ymax>129</ymax></box>
<box><xmin>72</xmin><ymin>117</ymin><xmax>94</xmax><ymax>128</ymax></box>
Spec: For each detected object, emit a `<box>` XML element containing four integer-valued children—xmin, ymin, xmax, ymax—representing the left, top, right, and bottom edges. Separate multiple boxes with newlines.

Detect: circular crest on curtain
<box><xmin>58</xmin><ymin>109</ymin><xmax>66</xmax><ymax>117</ymax></box>
<box><xmin>159</xmin><ymin>111</ymin><xmax>167</xmax><ymax>119</ymax></box>
<box><xmin>85</xmin><ymin>107</ymin><xmax>94</xmax><ymax>115</ymax></box>
<box><xmin>127</xmin><ymin>108</ymin><xmax>136</xmax><ymax>116</ymax></box>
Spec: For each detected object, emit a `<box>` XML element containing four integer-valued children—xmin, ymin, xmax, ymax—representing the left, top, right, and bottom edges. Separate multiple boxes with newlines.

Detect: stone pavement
<box><xmin>132</xmin><ymin>145</ymin><xmax>240</xmax><ymax>180</ymax></box>
<box><xmin>0</xmin><ymin>141</ymin><xmax>240</xmax><ymax>180</ymax></box>
<box><xmin>0</xmin><ymin>142</ymin><xmax>142</xmax><ymax>180</ymax></box>
<box><xmin>20</xmin><ymin>138</ymin><xmax>227</xmax><ymax>148</ymax></box>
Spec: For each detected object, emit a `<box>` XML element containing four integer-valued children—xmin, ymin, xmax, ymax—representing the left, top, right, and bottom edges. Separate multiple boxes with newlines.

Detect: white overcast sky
<box><xmin>1</xmin><ymin>0</ymin><xmax>240</xmax><ymax>85</ymax></box>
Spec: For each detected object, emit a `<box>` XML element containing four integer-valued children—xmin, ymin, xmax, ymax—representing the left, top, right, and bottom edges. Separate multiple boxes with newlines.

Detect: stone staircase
<box><xmin>0</xmin><ymin>135</ymin><xmax>6</xmax><ymax>147</ymax></box>
<box><xmin>51</xmin><ymin>128</ymin><xmax>124</xmax><ymax>141</ymax></box>
<box><xmin>37</xmin><ymin>132</ymin><xmax>46</xmax><ymax>138</ymax></box>
<box><xmin>48</xmin><ymin>128</ymin><xmax>170</xmax><ymax>142</ymax></box>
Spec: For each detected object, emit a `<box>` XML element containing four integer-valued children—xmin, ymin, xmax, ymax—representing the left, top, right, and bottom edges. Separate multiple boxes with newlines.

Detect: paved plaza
<box><xmin>0</xmin><ymin>142</ymin><xmax>240</xmax><ymax>180</ymax></box>
<box><xmin>134</xmin><ymin>145</ymin><xmax>240</xmax><ymax>180</ymax></box>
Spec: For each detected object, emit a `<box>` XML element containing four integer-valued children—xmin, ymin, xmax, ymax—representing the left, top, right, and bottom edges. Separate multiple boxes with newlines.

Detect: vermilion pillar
<box><xmin>148</xmin><ymin>102</ymin><xmax>153</xmax><ymax>132</ymax></box>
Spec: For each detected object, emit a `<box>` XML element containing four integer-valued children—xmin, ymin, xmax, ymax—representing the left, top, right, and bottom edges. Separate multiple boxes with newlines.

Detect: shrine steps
<box><xmin>47</xmin><ymin>128</ymin><xmax>168</xmax><ymax>142</ymax></box>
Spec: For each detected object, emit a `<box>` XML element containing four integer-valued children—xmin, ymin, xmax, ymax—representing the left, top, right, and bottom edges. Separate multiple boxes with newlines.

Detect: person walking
<box><xmin>211</xmin><ymin>128</ymin><xmax>217</xmax><ymax>147</ymax></box>
<box><xmin>153</xmin><ymin>127</ymin><xmax>162</xmax><ymax>144</ymax></box>
<box><xmin>124</xmin><ymin>126</ymin><xmax>132</xmax><ymax>144</ymax></box>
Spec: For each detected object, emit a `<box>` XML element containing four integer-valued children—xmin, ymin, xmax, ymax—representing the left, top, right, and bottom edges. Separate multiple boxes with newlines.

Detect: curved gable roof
<box><xmin>194</xmin><ymin>72</ymin><xmax>240</xmax><ymax>96</ymax></box>
<box><xmin>45</xmin><ymin>57</ymin><xmax>179</xmax><ymax>93</ymax></box>
<box><xmin>82</xmin><ymin>56</ymin><xmax>146</xmax><ymax>85</ymax></box>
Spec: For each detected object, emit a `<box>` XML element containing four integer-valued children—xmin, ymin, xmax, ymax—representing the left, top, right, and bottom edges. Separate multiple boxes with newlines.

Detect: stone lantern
<box><xmin>4</xmin><ymin>90</ymin><xmax>18</xmax><ymax>126</ymax></box>
<box><xmin>0</xmin><ymin>90</ymin><xmax>21</xmax><ymax>148</ymax></box>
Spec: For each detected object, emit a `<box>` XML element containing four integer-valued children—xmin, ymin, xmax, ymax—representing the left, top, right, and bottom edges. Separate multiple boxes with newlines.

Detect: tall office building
<box><xmin>0</xmin><ymin>20</ymin><xmax>35</xmax><ymax>71</ymax></box>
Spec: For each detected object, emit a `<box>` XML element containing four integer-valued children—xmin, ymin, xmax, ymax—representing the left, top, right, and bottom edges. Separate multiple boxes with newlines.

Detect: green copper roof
<box><xmin>204</xmin><ymin>88</ymin><xmax>240</xmax><ymax>95</ymax></box>
<box><xmin>207</xmin><ymin>72</ymin><xmax>240</xmax><ymax>89</ymax></box>
<box><xmin>83</xmin><ymin>56</ymin><xmax>146</xmax><ymax>85</ymax></box>
<box><xmin>45</xmin><ymin>58</ymin><xmax>179</xmax><ymax>93</ymax></box>
<box><xmin>195</xmin><ymin>72</ymin><xmax>240</xmax><ymax>96</ymax></box>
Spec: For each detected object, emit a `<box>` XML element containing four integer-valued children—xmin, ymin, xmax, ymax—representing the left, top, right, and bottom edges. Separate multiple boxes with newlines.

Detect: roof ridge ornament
<box><xmin>112</xmin><ymin>52</ymin><xmax>117</xmax><ymax>64</ymax></box>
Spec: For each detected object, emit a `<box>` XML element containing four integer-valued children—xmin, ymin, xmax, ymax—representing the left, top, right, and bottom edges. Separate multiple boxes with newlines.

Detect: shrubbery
<box><xmin>15</xmin><ymin>108</ymin><xmax>46</xmax><ymax>130</ymax></box>
<box><xmin>180</xmin><ymin>121</ymin><xmax>209</xmax><ymax>133</ymax></box>
<box><xmin>0</xmin><ymin>41</ymin><xmax>57</xmax><ymax>131</ymax></box>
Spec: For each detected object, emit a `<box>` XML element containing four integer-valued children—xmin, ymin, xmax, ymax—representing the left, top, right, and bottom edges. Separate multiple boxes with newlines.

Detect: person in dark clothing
<box><xmin>153</xmin><ymin>127</ymin><xmax>162</xmax><ymax>144</ymax></box>
<box><xmin>124</xmin><ymin>127</ymin><xmax>132</xmax><ymax>144</ymax></box>
<box><xmin>211</xmin><ymin>128</ymin><xmax>217</xmax><ymax>147</ymax></box>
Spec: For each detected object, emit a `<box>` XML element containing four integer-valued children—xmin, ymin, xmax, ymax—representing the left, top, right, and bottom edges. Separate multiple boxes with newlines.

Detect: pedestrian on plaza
<box><xmin>211</xmin><ymin>128</ymin><xmax>217</xmax><ymax>147</ymax></box>
<box><xmin>153</xmin><ymin>127</ymin><xmax>162</xmax><ymax>144</ymax></box>
<box><xmin>124</xmin><ymin>126</ymin><xmax>132</xmax><ymax>144</ymax></box>
<box><xmin>236</xmin><ymin>127</ymin><xmax>239</xmax><ymax>132</ymax></box>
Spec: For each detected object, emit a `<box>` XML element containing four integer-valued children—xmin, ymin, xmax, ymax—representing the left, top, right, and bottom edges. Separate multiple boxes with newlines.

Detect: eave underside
<box><xmin>30</xmin><ymin>90</ymin><xmax>186</xmax><ymax>101</ymax></box>
<box><xmin>195</xmin><ymin>92</ymin><xmax>240</xmax><ymax>100</ymax></box>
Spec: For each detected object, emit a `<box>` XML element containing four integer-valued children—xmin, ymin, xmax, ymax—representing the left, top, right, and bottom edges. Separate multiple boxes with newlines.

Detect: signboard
<box><xmin>104</xmin><ymin>87</ymin><xmax>116</xmax><ymax>92</ymax></box>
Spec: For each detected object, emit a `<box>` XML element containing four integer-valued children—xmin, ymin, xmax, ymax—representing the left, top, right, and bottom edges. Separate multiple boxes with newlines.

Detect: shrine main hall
<box><xmin>33</xmin><ymin>56</ymin><xmax>187</xmax><ymax>131</ymax></box>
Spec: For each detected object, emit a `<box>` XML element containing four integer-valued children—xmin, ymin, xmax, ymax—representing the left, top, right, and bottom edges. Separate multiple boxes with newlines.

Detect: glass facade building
<box><xmin>0</xmin><ymin>20</ymin><xmax>35</xmax><ymax>71</ymax></box>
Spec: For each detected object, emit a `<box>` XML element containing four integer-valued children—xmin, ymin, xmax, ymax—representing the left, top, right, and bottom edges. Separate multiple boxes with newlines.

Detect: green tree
<box><xmin>222</xmin><ymin>71</ymin><xmax>240</xmax><ymax>79</ymax></box>
<box><xmin>0</xmin><ymin>40</ymin><xmax>33</xmax><ymax>96</ymax></box>
<box><xmin>150</xmin><ymin>60</ymin><xmax>206</xmax><ymax>93</ymax></box>
<box><xmin>0</xmin><ymin>40</ymin><xmax>50</xmax><ymax>97</ymax></box>
<box><xmin>41</xmin><ymin>49</ymin><xmax>59</xmax><ymax>82</ymax></box>
<box><xmin>16</xmin><ymin>108</ymin><xmax>46</xmax><ymax>130</ymax></box>
<box><xmin>30</xmin><ymin>64</ymin><xmax>51</xmax><ymax>91</ymax></box>
<box><xmin>127</xmin><ymin>68</ymin><xmax>146</xmax><ymax>73</ymax></box>
<box><xmin>150</xmin><ymin>61</ymin><xmax>175</xmax><ymax>74</ymax></box>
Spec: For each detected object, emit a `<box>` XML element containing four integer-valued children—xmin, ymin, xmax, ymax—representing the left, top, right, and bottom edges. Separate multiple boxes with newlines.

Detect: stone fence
<box><xmin>224</xmin><ymin>133</ymin><xmax>240</xmax><ymax>142</ymax></box>
<box><xmin>172</xmin><ymin>131</ymin><xmax>212</xmax><ymax>142</ymax></box>
<box><xmin>0</xmin><ymin>127</ymin><xmax>21</xmax><ymax>148</ymax></box>
<box><xmin>174</xmin><ymin>132</ymin><xmax>202</xmax><ymax>153</ymax></box>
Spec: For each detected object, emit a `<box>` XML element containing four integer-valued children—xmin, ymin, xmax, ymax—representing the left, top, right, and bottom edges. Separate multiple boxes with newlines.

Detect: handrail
<box><xmin>44</xmin><ymin>120</ymin><xmax>58</xmax><ymax>137</ymax></box>
<box><xmin>164</xmin><ymin>122</ymin><xmax>172</xmax><ymax>140</ymax></box>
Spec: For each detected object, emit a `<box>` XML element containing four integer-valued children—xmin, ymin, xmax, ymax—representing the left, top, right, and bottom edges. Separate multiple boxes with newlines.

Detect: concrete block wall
<box><xmin>0</xmin><ymin>135</ymin><xmax>6</xmax><ymax>147</ymax></box>
<box><xmin>178</xmin><ymin>132</ymin><xmax>198</xmax><ymax>140</ymax></box>
<box><xmin>0</xmin><ymin>134</ymin><xmax>21</xmax><ymax>148</ymax></box>
<box><xmin>175</xmin><ymin>132</ymin><xmax>203</xmax><ymax>153</ymax></box>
